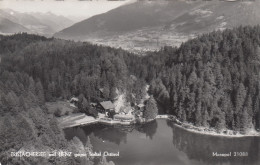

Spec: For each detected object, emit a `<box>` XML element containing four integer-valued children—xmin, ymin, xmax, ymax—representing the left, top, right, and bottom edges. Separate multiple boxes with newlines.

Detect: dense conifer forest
<box><xmin>0</xmin><ymin>33</ymin><xmax>144</xmax><ymax>164</ymax></box>
<box><xmin>0</xmin><ymin>26</ymin><xmax>260</xmax><ymax>164</ymax></box>
<box><xmin>132</xmin><ymin>26</ymin><xmax>260</xmax><ymax>133</ymax></box>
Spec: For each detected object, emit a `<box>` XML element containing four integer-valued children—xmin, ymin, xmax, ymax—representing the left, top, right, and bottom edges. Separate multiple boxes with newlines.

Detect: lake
<box><xmin>64</xmin><ymin>119</ymin><xmax>260</xmax><ymax>165</ymax></box>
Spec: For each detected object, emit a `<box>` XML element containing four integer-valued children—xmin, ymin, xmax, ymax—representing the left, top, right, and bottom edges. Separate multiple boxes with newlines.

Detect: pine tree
<box><xmin>187</xmin><ymin>71</ymin><xmax>197</xmax><ymax>86</ymax></box>
<box><xmin>216</xmin><ymin>111</ymin><xmax>226</xmax><ymax>133</ymax></box>
<box><xmin>109</xmin><ymin>87</ymin><xmax>117</xmax><ymax>100</ymax></box>
<box><xmin>97</xmin><ymin>156</ymin><xmax>115</xmax><ymax>165</ymax></box>
<box><xmin>182</xmin><ymin>110</ymin><xmax>187</xmax><ymax>122</ymax></box>
<box><xmin>202</xmin><ymin>109</ymin><xmax>209</xmax><ymax>127</ymax></box>
<box><xmin>103</xmin><ymin>83</ymin><xmax>110</xmax><ymax>99</ymax></box>
<box><xmin>195</xmin><ymin>102</ymin><xmax>202</xmax><ymax>126</ymax></box>
<box><xmin>82</xmin><ymin>97</ymin><xmax>89</xmax><ymax>112</ymax></box>
<box><xmin>235</xmin><ymin>83</ymin><xmax>247</xmax><ymax>113</ymax></box>
<box><xmin>28</xmin><ymin>77</ymin><xmax>36</xmax><ymax>95</ymax></box>
<box><xmin>85</xmin><ymin>136</ymin><xmax>93</xmax><ymax>155</ymax></box>
<box><xmin>240</xmin><ymin>110</ymin><xmax>250</xmax><ymax>134</ymax></box>
<box><xmin>143</xmin><ymin>96</ymin><xmax>158</xmax><ymax>120</ymax></box>
<box><xmin>35</xmin><ymin>81</ymin><xmax>45</xmax><ymax>104</ymax></box>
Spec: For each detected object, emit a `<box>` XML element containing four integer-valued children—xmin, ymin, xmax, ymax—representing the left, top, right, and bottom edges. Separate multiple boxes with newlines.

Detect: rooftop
<box><xmin>114</xmin><ymin>114</ymin><xmax>134</xmax><ymax>120</ymax></box>
<box><xmin>137</xmin><ymin>104</ymin><xmax>145</xmax><ymax>108</ymax></box>
<box><xmin>70</xmin><ymin>97</ymin><xmax>79</xmax><ymax>102</ymax></box>
<box><xmin>123</xmin><ymin>106</ymin><xmax>132</xmax><ymax>114</ymax></box>
<box><xmin>99</xmin><ymin>101</ymin><xmax>115</xmax><ymax>110</ymax></box>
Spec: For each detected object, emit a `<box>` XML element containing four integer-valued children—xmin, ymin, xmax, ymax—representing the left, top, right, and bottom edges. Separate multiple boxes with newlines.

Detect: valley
<box><xmin>85</xmin><ymin>27</ymin><xmax>195</xmax><ymax>54</ymax></box>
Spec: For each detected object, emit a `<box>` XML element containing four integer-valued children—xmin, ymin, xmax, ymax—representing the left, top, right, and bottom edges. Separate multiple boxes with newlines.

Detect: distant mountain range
<box><xmin>54</xmin><ymin>0</ymin><xmax>260</xmax><ymax>53</ymax></box>
<box><xmin>0</xmin><ymin>9</ymin><xmax>74</xmax><ymax>36</ymax></box>
<box><xmin>0</xmin><ymin>17</ymin><xmax>29</xmax><ymax>34</ymax></box>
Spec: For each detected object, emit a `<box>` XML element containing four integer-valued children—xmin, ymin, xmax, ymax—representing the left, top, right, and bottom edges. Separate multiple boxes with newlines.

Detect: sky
<box><xmin>0</xmin><ymin>0</ymin><xmax>134</xmax><ymax>21</ymax></box>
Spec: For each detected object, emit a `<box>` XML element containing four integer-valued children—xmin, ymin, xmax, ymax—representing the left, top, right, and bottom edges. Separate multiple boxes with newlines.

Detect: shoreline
<box><xmin>165</xmin><ymin>115</ymin><xmax>260</xmax><ymax>138</ymax></box>
<box><xmin>59</xmin><ymin>113</ymin><xmax>260</xmax><ymax>137</ymax></box>
<box><xmin>173</xmin><ymin>122</ymin><xmax>260</xmax><ymax>138</ymax></box>
<box><xmin>58</xmin><ymin>113</ymin><xmax>136</xmax><ymax>129</ymax></box>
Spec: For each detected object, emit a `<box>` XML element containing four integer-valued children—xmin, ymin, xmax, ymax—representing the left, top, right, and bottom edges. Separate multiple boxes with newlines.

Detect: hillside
<box><xmin>54</xmin><ymin>1</ymin><xmax>202</xmax><ymax>37</ymax></box>
<box><xmin>54</xmin><ymin>0</ymin><xmax>260</xmax><ymax>53</ymax></box>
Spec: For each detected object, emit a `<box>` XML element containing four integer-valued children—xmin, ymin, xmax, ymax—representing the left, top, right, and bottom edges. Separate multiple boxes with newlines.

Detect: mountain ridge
<box><xmin>0</xmin><ymin>9</ymin><xmax>74</xmax><ymax>36</ymax></box>
<box><xmin>54</xmin><ymin>0</ymin><xmax>260</xmax><ymax>53</ymax></box>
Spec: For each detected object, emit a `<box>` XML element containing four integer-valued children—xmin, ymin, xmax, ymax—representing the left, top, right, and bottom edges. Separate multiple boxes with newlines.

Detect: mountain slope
<box><xmin>54</xmin><ymin>0</ymin><xmax>260</xmax><ymax>53</ymax></box>
<box><xmin>54</xmin><ymin>0</ymin><xmax>203</xmax><ymax>39</ymax></box>
<box><xmin>169</xmin><ymin>1</ymin><xmax>260</xmax><ymax>34</ymax></box>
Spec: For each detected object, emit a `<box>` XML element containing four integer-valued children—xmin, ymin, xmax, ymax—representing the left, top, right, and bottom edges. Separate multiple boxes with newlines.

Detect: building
<box><xmin>69</xmin><ymin>97</ymin><xmax>79</xmax><ymax>108</ymax></box>
<box><xmin>90</xmin><ymin>102</ymin><xmax>97</xmax><ymax>107</ymax></box>
<box><xmin>136</xmin><ymin>104</ymin><xmax>145</xmax><ymax>111</ymax></box>
<box><xmin>120</xmin><ymin>106</ymin><xmax>133</xmax><ymax>115</ymax></box>
<box><xmin>99</xmin><ymin>88</ymin><xmax>104</xmax><ymax>98</ymax></box>
<box><xmin>114</xmin><ymin>114</ymin><xmax>134</xmax><ymax>122</ymax></box>
<box><xmin>97</xmin><ymin>101</ymin><xmax>116</xmax><ymax>117</ymax></box>
<box><xmin>135</xmin><ymin>104</ymin><xmax>145</xmax><ymax>117</ymax></box>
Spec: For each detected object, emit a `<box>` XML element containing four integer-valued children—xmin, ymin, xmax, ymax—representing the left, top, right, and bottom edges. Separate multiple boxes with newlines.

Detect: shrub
<box><xmin>54</xmin><ymin>108</ymin><xmax>62</xmax><ymax>117</ymax></box>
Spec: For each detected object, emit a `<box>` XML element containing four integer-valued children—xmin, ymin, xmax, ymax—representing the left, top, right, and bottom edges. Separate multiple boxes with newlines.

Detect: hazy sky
<box><xmin>0</xmin><ymin>0</ymin><xmax>134</xmax><ymax>20</ymax></box>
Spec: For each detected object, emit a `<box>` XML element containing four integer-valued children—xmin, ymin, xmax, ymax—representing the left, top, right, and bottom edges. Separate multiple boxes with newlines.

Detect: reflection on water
<box><xmin>167</xmin><ymin>120</ymin><xmax>260</xmax><ymax>165</ymax></box>
<box><xmin>64</xmin><ymin>119</ymin><xmax>260</xmax><ymax>165</ymax></box>
<box><xmin>136</xmin><ymin>120</ymin><xmax>158</xmax><ymax>140</ymax></box>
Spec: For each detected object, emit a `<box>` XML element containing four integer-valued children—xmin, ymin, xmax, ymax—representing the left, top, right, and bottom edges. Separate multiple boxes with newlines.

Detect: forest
<box><xmin>132</xmin><ymin>26</ymin><xmax>260</xmax><ymax>133</ymax></box>
<box><xmin>0</xmin><ymin>26</ymin><xmax>260</xmax><ymax>164</ymax></box>
<box><xmin>0</xmin><ymin>33</ymin><xmax>144</xmax><ymax>164</ymax></box>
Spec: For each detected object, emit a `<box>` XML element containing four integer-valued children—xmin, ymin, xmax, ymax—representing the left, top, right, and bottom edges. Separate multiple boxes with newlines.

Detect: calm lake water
<box><xmin>64</xmin><ymin>119</ymin><xmax>260</xmax><ymax>165</ymax></box>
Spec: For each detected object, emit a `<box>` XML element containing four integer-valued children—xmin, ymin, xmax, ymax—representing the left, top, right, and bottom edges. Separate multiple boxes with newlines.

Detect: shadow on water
<box><xmin>167</xmin><ymin>120</ymin><xmax>260</xmax><ymax>165</ymax></box>
<box><xmin>64</xmin><ymin>119</ymin><xmax>260</xmax><ymax>165</ymax></box>
<box><xmin>64</xmin><ymin>123</ymin><xmax>129</xmax><ymax>145</ymax></box>
<box><xmin>136</xmin><ymin>120</ymin><xmax>158</xmax><ymax>140</ymax></box>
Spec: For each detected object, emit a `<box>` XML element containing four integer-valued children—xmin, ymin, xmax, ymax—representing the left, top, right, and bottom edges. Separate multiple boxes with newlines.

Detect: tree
<box><xmin>97</xmin><ymin>156</ymin><xmax>115</xmax><ymax>165</ymax></box>
<box><xmin>54</xmin><ymin>108</ymin><xmax>62</xmax><ymax>117</ymax></box>
<box><xmin>182</xmin><ymin>111</ymin><xmax>187</xmax><ymax>122</ymax></box>
<box><xmin>240</xmin><ymin>108</ymin><xmax>252</xmax><ymax>134</ymax></box>
<box><xmin>46</xmin><ymin>82</ymin><xmax>55</xmax><ymax>101</ymax></box>
<box><xmin>28</xmin><ymin>77</ymin><xmax>36</xmax><ymax>95</ymax></box>
<box><xmin>195</xmin><ymin>102</ymin><xmax>202</xmax><ymax>126</ymax></box>
<box><xmin>103</xmin><ymin>83</ymin><xmax>110</xmax><ymax>99</ymax></box>
<box><xmin>187</xmin><ymin>71</ymin><xmax>197</xmax><ymax>85</ymax></box>
<box><xmin>85</xmin><ymin>136</ymin><xmax>93</xmax><ymax>156</ymax></box>
<box><xmin>235</xmin><ymin>83</ymin><xmax>247</xmax><ymax>113</ymax></box>
<box><xmin>35</xmin><ymin>81</ymin><xmax>45</xmax><ymax>104</ymax></box>
<box><xmin>202</xmin><ymin>109</ymin><xmax>209</xmax><ymax>127</ymax></box>
<box><xmin>109</xmin><ymin>87</ymin><xmax>117</xmax><ymax>100</ymax></box>
<box><xmin>143</xmin><ymin>96</ymin><xmax>158</xmax><ymax>120</ymax></box>
<box><xmin>6</xmin><ymin>91</ymin><xmax>19</xmax><ymax>108</ymax></box>
<box><xmin>215</xmin><ymin>111</ymin><xmax>226</xmax><ymax>133</ymax></box>
<box><xmin>82</xmin><ymin>97</ymin><xmax>89</xmax><ymax>111</ymax></box>
<box><xmin>88</xmin><ymin>107</ymin><xmax>98</xmax><ymax>118</ymax></box>
<box><xmin>78</xmin><ymin>94</ymin><xmax>89</xmax><ymax>113</ymax></box>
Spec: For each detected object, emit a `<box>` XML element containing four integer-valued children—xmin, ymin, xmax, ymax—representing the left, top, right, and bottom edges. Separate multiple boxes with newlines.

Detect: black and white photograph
<box><xmin>0</xmin><ymin>0</ymin><xmax>260</xmax><ymax>165</ymax></box>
